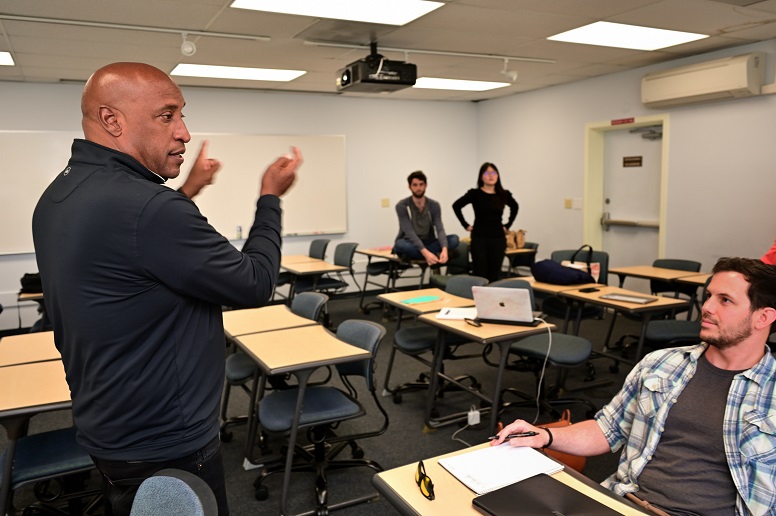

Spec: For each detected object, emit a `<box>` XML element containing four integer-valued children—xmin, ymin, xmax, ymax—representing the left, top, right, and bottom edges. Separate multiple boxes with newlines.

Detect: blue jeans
<box><xmin>393</xmin><ymin>234</ymin><xmax>460</xmax><ymax>260</ymax></box>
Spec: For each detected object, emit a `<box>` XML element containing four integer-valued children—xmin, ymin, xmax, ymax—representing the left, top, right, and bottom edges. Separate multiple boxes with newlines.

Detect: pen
<box><xmin>488</xmin><ymin>431</ymin><xmax>538</xmax><ymax>441</ymax></box>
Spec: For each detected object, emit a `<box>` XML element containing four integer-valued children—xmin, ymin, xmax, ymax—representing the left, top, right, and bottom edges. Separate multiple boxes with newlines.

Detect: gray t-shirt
<box><xmin>636</xmin><ymin>353</ymin><xmax>741</xmax><ymax>515</ymax></box>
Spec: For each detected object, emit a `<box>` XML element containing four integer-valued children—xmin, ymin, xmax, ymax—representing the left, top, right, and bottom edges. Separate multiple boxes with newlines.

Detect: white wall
<box><xmin>477</xmin><ymin>39</ymin><xmax>776</xmax><ymax>271</ymax></box>
<box><xmin>0</xmin><ymin>84</ymin><xmax>478</xmax><ymax>330</ymax></box>
<box><xmin>3</xmin><ymin>39</ymin><xmax>776</xmax><ymax>330</ymax></box>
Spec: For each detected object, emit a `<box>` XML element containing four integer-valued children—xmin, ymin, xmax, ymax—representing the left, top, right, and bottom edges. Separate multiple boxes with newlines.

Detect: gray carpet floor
<box><xmin>2</xmin><ymin>290</ymin><xmax>648</xmax><ymax>515</ymax></box>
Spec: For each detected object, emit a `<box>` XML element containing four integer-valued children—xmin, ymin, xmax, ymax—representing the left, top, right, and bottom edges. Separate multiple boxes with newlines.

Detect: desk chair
<box><xmin>508</xmin><ymin>241</ymin><xmax>538</xmax><ymax>277</ymax></box>
<box><xmin>482</xmin><ymin>279</ymin><xmax>599</xmax><ymax>421</ymax></box>
<box><xmin>253</xmin><ymin>320</ymin><xmax>388</xmax><ymax>514</ymax></box>
<box><xmin>274</xmin><ymin>239</ymin><xmax>331</xmax><ymax>302</ymax></box>
<box><xmin>219</xmin><ymin>293</ymin><xmax>329</xmax><ymax>443</ymax></box>
<box><xmin>130</xmin><ymin>469</ymin><xmax>217</xmax><ymax>516</ymax></box>
<box><xmin>606</xmin><ymin>259</ymin><xmax>702</xmax><ymax>360</ymax></box>
<box><xmin>382</xmin><ymin>275</ymin><xmax>489</xmax><ymax>408</ymax></box>
<box><xmin>293</xmin><ymin>242</ymin><xmax>360</xmax><ymax>297</ymax></box>
<box><xmin>640</xmin><ymin>275</ymin><xmax>711</xmax><ymax>352</ymax></box>
<box><xmin>429</xmin><ymin>241</ymin><xmax>470</xmax><ymax>290</ymax></box>
<box><xmin>0</xmin><ymin>426</ymin><xmax>101</xmax><ymax>516</ymax></box>
<box><xmin>540</xmin><ymin>249</ymin><xmax>610</xmax><ymax>334</ymax></box>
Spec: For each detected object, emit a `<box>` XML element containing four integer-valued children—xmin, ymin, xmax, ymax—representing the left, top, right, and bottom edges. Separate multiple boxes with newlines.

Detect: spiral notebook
<box><xmin>438</xmin><ymin>444</ymin><xmax>563</xmax><ymax>496</ymax></box>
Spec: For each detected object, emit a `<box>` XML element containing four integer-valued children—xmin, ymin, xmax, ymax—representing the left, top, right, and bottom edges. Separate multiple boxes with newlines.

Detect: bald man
<box><xmin>32</xmin><ymin>62</ymin><xmax>301</xmax><ymax>516</ymax></box>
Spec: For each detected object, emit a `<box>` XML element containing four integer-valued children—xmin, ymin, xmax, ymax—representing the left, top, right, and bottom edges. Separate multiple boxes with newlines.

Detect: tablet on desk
<box><xmin>599</xmin><ymin>293</ymin><xmax>658</xmax><ymax>305</ymax></box>
<box><xmin>472</xmin><ymin>473</ymin><xmax>620</xmax><ymax>516</ymax></box>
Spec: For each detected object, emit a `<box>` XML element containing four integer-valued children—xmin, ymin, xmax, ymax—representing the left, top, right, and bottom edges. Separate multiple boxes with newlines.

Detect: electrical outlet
<box><xmin>381</xmin><ymin>198</ymin><xmax>390</xmax><ymax>208</ymax></box>
<box><xmin>564</xmin><ymin>198</ymin><xmax>572</xmax><ymax>209</ymax></box>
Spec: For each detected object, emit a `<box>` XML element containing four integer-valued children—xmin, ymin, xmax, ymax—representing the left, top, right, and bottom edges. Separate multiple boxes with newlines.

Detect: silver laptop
<box><xmin>472</xmin><ymin>286</ymin><xmax>541</xmax><ymax>326</ymax></box>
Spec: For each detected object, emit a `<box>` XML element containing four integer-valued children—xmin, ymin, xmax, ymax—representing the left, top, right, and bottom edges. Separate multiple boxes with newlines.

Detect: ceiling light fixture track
<box><xmin>0</xmin><ymin>14</ymin><xmax>269</xmax><ymax>42</ymax></box>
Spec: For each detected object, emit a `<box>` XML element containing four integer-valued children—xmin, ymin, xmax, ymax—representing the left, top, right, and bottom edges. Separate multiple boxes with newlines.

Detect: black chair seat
<box><xmin>366</xmin><ymin>262</ymin><xmax>392</xmax><ymax>275</ymax></box>
<box><xmin>294</xmin><ymin>277</ymin><xmax>348</xmax><ymax>293</ymax></box>
<box><xmin>225</xmin><ymin>352</ymin><xmax>257</xmax><ymax>383</ymax></box>
<box><xmin>394</xmin><ymin>325</ymin><xmax>469</xmax><ymax>355</ymax></box>
<box><xmin>645</xmin><ymin>320</ymin><xmax>701</xmax><ymax>344</ymax></box>
<box><xmin>259</xmin><ymin>386</ymin><xmax>364</xmax><ymax>432</ymax></box>
<box><xmin>509</xmin><ymin>333</ymin><xmax>592</xmax><ymax>367</ymax></box>
<box><xmin>0</xmin><ymin>426</ymin><xmax>95</xmax><ymax>489</ymax></box>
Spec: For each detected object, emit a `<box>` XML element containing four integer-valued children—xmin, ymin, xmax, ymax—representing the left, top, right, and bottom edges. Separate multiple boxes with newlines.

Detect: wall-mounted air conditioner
<box><xmin>641</xmin><ymin>52</ymin><xmax>765</xmax><ymax>108</ymax></box>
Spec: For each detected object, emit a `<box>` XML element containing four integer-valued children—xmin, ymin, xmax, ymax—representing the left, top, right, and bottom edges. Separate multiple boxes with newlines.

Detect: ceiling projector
<box><xmin>336</xmin><ymin>46</ymin><xmax>417</xmax><ymax>93</ymax></box>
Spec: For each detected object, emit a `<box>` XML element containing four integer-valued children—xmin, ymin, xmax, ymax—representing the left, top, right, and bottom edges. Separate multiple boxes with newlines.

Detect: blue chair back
<box><xmin>334</xmin><ymin>320</ymin><xmax>386</xmax><ymax>387</ymax></box>
<box><xmin>290</xmin><ymin>292</ymin><xmax>328</xmax><ymax>321</ymax></box>
<box><xmin>445</xmin><ymin>275</ymin><xmax>488</xmax><ymax>299</ymax></box>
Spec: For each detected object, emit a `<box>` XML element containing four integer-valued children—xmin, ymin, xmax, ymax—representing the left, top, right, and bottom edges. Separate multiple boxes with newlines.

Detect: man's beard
<box><xmin>412</xmin><ymin>191</ymin><xmax>424</xmax><ymax>199</ymax></box>
<box><xmin>702</xmin><ymin>317</ymin><xmax>753</xmax><ymax>350</ymax></box>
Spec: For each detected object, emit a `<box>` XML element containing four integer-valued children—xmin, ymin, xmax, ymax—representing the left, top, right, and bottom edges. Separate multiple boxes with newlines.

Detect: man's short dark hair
<box><xmin>712</xmin><ymin>257</ymin><xmax>776</xmax><ymax>313</ymax></box>
<box><xmin>407</xmin><ymin>171</ymin><xmax>427</xmax><ymax>185</ymax></box>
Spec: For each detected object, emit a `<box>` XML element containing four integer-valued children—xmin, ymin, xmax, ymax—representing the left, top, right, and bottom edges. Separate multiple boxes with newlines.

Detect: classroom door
<box><xmin>582</xmin><ymin>115</ymin><xmax>670</xmax><ymax>290</ymax></box>
<box><xmin>601</xmin><ymin>126</ymin><xmax>662</xmax><ymax>271</ymax></box>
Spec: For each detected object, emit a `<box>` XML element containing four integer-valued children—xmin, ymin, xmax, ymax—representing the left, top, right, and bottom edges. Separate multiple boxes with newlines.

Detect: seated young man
<box><xmin>393</xmin><ymin>170</ymin><xmax>458</xmax><ymax>266</ymax></box>
<box><xmin>493</xmin><ymin>257</ymin><xmax>776</xmax><ymax>516</ymax></box>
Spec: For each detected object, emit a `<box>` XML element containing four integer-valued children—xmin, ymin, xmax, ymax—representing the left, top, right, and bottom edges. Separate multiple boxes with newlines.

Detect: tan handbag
<box><xmin>538</xmin><ymin>410</ymin><xmax>586</xmax><ymax>473</ymax></box>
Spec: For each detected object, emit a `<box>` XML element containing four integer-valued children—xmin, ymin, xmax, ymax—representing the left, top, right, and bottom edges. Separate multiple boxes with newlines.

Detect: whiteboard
<box><xmin>0</xmin><ymin>131</ymin><xmax>347</xmax><ymax>255</ymax></box>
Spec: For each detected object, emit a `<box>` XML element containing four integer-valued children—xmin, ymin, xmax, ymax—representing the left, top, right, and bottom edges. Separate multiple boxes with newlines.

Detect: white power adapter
<box><xmin>467</xmin><ymin>406</ymin><xmax>480</xmax><ymax>426</ymax></box>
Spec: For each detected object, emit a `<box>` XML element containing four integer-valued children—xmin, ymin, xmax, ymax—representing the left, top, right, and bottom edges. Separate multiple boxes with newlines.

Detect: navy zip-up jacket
<box><xmin>32</xmin><ymin>139</ymin><xmax>282</xmax><ymax>461</ymax></box>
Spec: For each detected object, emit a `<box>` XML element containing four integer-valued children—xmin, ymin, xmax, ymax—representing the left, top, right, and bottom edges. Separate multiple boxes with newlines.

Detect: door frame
<box><xmin>582</xmin><ymin>114</ymin><xmax>670</xmax><ymax>258</ymax></box>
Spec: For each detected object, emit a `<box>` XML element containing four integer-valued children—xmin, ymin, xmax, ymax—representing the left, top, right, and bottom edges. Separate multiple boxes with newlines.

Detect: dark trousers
<box><xmin>470</xmin><ymin>236</ymin><xmax>506</xmax><ymax>282</ymax></box>
<box><xmin>91</xmin><ymin>436</ymin><xmax>229</xmax><ymax>516</ymax></box>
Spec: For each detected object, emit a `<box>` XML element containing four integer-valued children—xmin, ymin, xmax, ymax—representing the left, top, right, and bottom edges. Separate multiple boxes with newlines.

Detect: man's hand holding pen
<box><xmin>490</xmin><ymin>420</ymin><xmax>550</xmax><ymax>449</ymax></box>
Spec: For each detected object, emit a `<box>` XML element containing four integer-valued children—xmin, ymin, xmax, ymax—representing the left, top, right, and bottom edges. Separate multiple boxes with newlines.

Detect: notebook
<box><xmin>438</xmin><ymin>444</ymin><xmax>562</xmax><ymax>496</ymax></box>
<box><xmin>471</xmin><ymin>286</ymin><xmax>541</xmax><ymax>326</ymax></box>
<box><xmin>472</xmin><ymin>473</ymin><xmax>621</xmax><ymax>516</ymax></box>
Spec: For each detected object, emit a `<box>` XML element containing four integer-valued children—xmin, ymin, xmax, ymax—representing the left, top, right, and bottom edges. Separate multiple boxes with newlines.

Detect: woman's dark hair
<box><xmin>477</xmin><ymin>162</ymin><xmax>506</xmax><ymax>208</ymax></box>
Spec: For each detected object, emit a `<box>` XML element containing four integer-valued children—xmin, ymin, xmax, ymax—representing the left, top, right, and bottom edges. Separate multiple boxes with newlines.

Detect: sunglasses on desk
<box><xmin>415</xmin><ymin>460</ymin><xmax>435</xmax><ymax>500</ymax></box>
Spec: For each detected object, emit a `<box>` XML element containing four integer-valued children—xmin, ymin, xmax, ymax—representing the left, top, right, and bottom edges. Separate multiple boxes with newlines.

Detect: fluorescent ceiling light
<box><xmin>548</xmin><ymin>21</ymin><xmax>707</xmax><ymax>51</ymax></box>
<box><xmin>0</xmin><ymin>52</ymin><xmax>14</xmax><ymax>66</ymax></box>
<box><xmin>230</xmin><ymin>0</ymin><xmax>443</xmax><ymax>26</ymax></box>
<box><xmin>171</xmin><ymin>64</ymin><xmax>305</xmax><ymax>82</ymax></box>
<box><xmin>414</xmin><ymin>77</ymin><xmax>510</xmax><ymax>92</ymax></box>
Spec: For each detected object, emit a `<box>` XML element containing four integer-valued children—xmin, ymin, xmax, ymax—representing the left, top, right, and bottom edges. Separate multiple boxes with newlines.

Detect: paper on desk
<box><xmin>438</xmin><ymin>444</ymin><xmax>563</xmax><ymax>495</ymax></box>
<box><xmin>400</xmin><ymin>295</ymin><xmax>441</xmax><ymax>305</ymax></box>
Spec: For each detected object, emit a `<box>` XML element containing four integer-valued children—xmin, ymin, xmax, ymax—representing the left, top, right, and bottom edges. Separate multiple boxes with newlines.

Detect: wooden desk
<box><xmin>609</xmin><ymin>265</ymin><xmax>704</xmax><ymax>288</ymax></box>
<box><xmin>675</xmin><ymin>273</ymin><xmax>711</xmax><ymax>287</ymax></box>
<box><xmin>0</xmin><ymin>331</ymin><xmax>60</xmax><ymax>367</ymax></box>
<box><xmin>559</xmin><ymin>286</ymin><xmax>688</xmax><ymax>364</ymax></box>
<box><xmin>280</xmin><ymin>254</ymin><xmax>321</xmax><ymax>266</ymax></box>
<box><xmin>504</xmin><ymin>247</ymin><xmax>538</xmax><ymax>275</ymax></box>
<box><xmin>281</xmin><ymin>259</ymin><xmax>348</xmax><ymax>301</ymax></box>
<box><xmin>233</xmin><ymin>325</ymin><xmax>370</xmax><ymax>515</ymax></box>
<box><xmin>378</xmin><ymin>288</ymin><xmax>475</xmax><ymax>315</ymax></box>
<box><xmin>222</xmin><ymin>305</ymin><xmax>317</xmax><ymax>338</ymax></box>
<box><xmin>0</xmin><ymin>360</ymin><xmax>72</xmax><ymax>511</ymax></box>
<box><xmin>417</xmin><ymin>314</ymin><xmax>554</xmax><ymax>434</ymax></box>
<box><xmin>356</xmin><ymin>248</ymin><xmax>427</xmax><ymax>314</ymax></box>
<box><xmin>373</xmin><ymin>443</ymin><xmax>646</xmax><ymax>515</ymax></box>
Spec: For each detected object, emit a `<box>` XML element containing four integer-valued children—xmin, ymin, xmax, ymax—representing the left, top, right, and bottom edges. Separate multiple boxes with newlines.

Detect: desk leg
<box><xmin>617</xmin><ymin>273</ymin><xmax>626</xmax><ymax>288</ymax></box>
<box><xmin>244</xmin><ymin>372</ymin><xmax>266</xmax><ymax>463</ymax></box>
<box><xmin>423</xmin><ymin>331</ymin><xmax>446</xmax><ymax>429</ymax></box>
<box><xmin>634</xmin><ymin>314</ymin><xmax>651</xmax><ymax>364</ymax></box>
<box><xmin>279</xmin><ymin>370</ymin><xmax>312</xmax><ymax>516</ymax></box>
<box><xmin>489</xmin><ymin>340</ymin><xmax>512</xmax><ymax>435</ymax></box>
<box><xmin>0</xmin><ymin>416</ymin><xmax>30</xmax><ymax>514</ymax></box>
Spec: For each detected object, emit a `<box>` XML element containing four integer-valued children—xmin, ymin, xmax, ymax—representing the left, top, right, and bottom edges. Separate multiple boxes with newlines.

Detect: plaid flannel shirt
<box><xmin>595</xmin><ymin>343</ymin><xmax>776</xmax><ymax>516</ymax></box>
